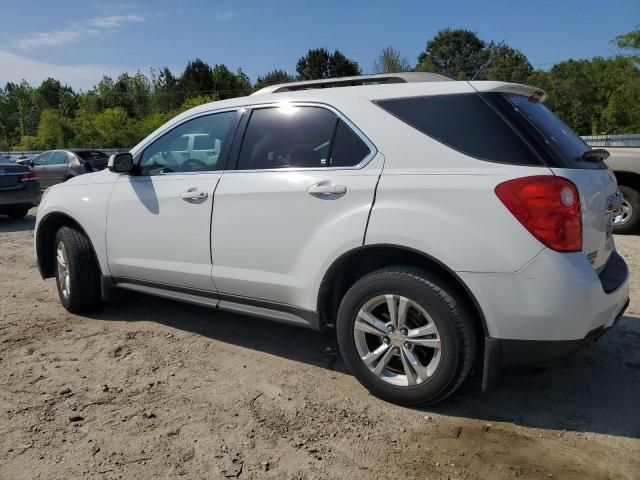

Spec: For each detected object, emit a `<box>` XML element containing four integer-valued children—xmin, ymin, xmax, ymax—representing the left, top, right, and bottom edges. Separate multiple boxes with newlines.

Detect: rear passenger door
<box><xmin>48</xmin><ymin>151</ymin><xmax>70</xmax><ymax>184</ymax></box>
<box><xmin>31</xmin><ymin>152</ymin><xmax>52</xmax><ymax>186</ymax></box>
<box><xmin>211</xmin><ymin>104</ymin><xmax>383</xmax><ymax>311</ymax></box>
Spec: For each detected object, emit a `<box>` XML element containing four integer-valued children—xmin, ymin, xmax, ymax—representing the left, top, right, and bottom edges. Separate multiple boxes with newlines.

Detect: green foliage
<box><xmin>529</xmin><ymin>56</ymin><xmax>640</xmax><ymax>135</ymax></box>
<box><xmin>615</xmin><ymin>27</ymin><xmax>640</xmax><ymax>53</ymax></box>
<box><xmin>296</xmin><ymin>48</ymin><xmax>360</xmax><ymax>80</ymax></box>
<box><xmin>373</xmin><ymin>46</ymin><xmax>412</xmax><ymax>73</ymax></box>
<box><xmin>37</xmin><ymin>108</ymin><xmax>72</xmax><ymax>149</ymax></box>
<box><xmin>255</xmin><ymin>70</ymin><xmax>296</xmax><ymax>90</ymax></box>
<box><xmin>0</xmin><ymin>34</ymin><xmax>638</xmax><ymax>151</ymax></box>
<box><xmin>416</xmin><ymin>29</ymin><xmax>487</xmax><ymax>79</ymax></box>
<box><xmin>481</xmin><ymin>44</ymin><xmax>533</xmax><ymax>83</ymax></box>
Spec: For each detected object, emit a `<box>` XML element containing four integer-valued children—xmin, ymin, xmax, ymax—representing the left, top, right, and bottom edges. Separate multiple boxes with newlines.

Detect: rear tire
<box><xmin>7</xmin><ymin>207</ymin><xmax>29</xmax><ymax>219</ymax></box>
<box><xmin>613</xmin><ymin>185</ymin><xmax>640</xmax><ymax>235</ymax></box>
<box><xmin>54</xmin><ymin>226</ymin><xmax>102</xmax><ymax>313</ymax></box>
<box><xmin>336</xmin><ymin>267</ymin><xmax>476</xmax><ymax>406</ymax></box>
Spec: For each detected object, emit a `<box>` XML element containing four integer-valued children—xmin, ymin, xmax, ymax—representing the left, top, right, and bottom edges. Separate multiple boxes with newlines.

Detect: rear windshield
<box><xmin>499</xmin><ymin>94</ymin><xmax>605</xmax><ymax>169</ymax></box>
<box><xmin>75</xmin><ymin>150</ymin><xmax>108</xmax><ymax>161</ymax></box>
<box><xmin>376</xmin><ymin>93</ymin><xmax>605</xmax><ymax>169</ymax></box>
<box><xmin>0</xmin><ymin>156</ymin><xmax>12</xmax><ymax>165</ymax></box>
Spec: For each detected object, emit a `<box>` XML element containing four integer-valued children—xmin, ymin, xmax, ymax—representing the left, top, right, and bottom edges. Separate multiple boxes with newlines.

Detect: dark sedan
<box><xmin>25</xmin><ymin>149</ymin><xmax>110</xmax><ymax>188</ymax></box>
<box><xmin>0</xmin><ymin>156</ymin><xmax>41</xmax><ymax>219</ymax></box>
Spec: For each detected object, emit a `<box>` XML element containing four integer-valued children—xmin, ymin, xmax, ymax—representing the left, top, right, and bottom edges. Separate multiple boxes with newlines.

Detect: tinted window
<box><xmin>140</xmin><ymin>111</ymin><xmax>235</xmax><ymax>175</ymax></box>
<box><xmin>377</xmin><ymin>94</ymin><xmax>543</xmax><ymax>166</ymax></box>
<box><xmin>502</xmin><ymin>94</ymin><xmax>604</xmax><ymax>169</ymax></box>
<box><xmin>75</xmin><ymin>150</ymin><xmax>107</xmax><ymax>161</ymax></box>
<box><xmin>329</xmin><ymin>120</ymin><xmax>371</xmax><ymax>167</ymax></box>
<box><xmin>238</xmin><ymin>106</ymin><xmax>338</xmax><ymax>170</ymax></box>
<box><xmin>0</xmin><ymin>156</ymin><xmax>11</xmax><ymax>165</ymax></box>
<box><xmin>50</xmin><ymin>151</ymin><xmax>68</xmax><ymax>165</ymax></box>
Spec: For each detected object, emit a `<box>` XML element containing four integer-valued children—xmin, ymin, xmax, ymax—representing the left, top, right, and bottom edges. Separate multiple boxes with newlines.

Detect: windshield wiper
<box><xmin>579</xmin><ymin>148</ymin><xmax>610</xmax><ymax>162</ymax></box>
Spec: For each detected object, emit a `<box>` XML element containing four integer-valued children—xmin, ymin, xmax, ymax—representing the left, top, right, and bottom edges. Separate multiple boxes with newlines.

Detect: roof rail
<box><xmin>251</xmin><ymin>72</ymin><xmax>454</xmax><ymax>95</ymax></box>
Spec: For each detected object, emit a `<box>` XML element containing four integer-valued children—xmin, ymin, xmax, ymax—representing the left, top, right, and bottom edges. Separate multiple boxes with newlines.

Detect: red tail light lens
<box><xmin>495</xmin><ymin>175</ymin><xmax>582</xmax><ymax>252</ymax></box>
<box><xmin>20</xmin><ymin>169</ymin><xmax>37</xmax><ymax>182</ymax></box>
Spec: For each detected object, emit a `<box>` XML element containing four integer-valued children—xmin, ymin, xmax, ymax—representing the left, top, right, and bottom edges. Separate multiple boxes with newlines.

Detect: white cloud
<box><xmin>0</xmin><ymin>50</ymin><xmax>125</xmax><ymax>90</ymax></box>
<box><xmin>14</xmin><ymin>30</ymin><xmax>82</xmax><ymax>50</ymax></box>
<box><xmin>14</xmin><ymin>13</ymin><xmax>146</xmax><ymax>50</ymax></box>
<box><xmin>86</xmin><ymin>14</ymin><xmax>145</xmax><ymax>30</ymax></box>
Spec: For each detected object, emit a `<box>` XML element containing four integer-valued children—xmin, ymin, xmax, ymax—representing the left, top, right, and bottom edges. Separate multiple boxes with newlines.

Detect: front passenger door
<box><xmin>106</xmin><ymin>110</ymin><xmax>240</xmax><ymax>291</ymax></box>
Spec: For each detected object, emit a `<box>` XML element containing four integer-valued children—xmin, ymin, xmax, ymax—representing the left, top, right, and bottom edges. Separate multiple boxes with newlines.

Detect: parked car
<box><xmin>0</xmin><ymin>156</ymin><xmax>41</xmax><ymax>218</ymax></box>
<box><xmin>26</xmin><ymin>149</ymin><xmax>109</xmax><ymax>188</ymax></box>
<box><xmin>34</xmin><ymin>73</ymin><xmax>629</xmax><ymax>406</ymax></box>
<box><xmin>603</xmin><ymin>147</ymin><xmax>640</xmax><ymax>234</ymax></box>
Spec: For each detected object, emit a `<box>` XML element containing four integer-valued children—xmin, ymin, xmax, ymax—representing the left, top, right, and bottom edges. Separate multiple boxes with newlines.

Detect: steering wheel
<box><xmin>180</xmin><ymin>158</ymin><xmax>208</xmax><ymax>172</ymax></box>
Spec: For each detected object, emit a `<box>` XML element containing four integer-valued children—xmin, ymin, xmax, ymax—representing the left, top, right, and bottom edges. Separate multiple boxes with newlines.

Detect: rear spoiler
<box><xmin>467</xmin><ymin>81</ymin><xmax>546</xmax><ymax>102</ymax></box>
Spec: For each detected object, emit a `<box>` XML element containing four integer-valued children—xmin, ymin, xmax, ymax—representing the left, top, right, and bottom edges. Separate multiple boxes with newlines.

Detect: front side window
<box><xmin>237</xmin><ymin>106</ymin><xmax>371</xmax><ymax>170</ymax></box>
<box><xmin>139</xmin><ymin>111</ymin><xmax>236</xmax><ymax>175</ymax></box>
<box><xmin>33</xmin><ymin>152</ymin><xmax>52</xmax><ymax>165</ymax></box>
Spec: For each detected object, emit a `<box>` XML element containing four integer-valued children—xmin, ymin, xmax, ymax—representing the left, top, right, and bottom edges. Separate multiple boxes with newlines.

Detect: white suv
<box><xmin>34</xmin><ymin>73</ymin><xmax>630</xmax><ymax>405</ymax></box>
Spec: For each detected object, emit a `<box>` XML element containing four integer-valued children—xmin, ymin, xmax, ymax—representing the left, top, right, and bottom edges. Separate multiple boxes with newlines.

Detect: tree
<box><xmin>37</xmin><ymin>108</ymin><xmax>71</xmax><ymax>149</ymax></box>
<box><xmin>211</xmin><ymin>65</ymin><xmax>252</xmax><ymax>99</ymax></box>
<box><xmin>296</xmin><ymin>48</ymin><xmax>360</xmax><ymax>80</ymax></box>
<box><xmin>93</xmin><ymin>107</ymin><xmax>130</xmax><ymax>147</ymax></box>
<box><xmin>481</xmin><ymin>44</ymin><xmax>533</xmax><ymax>83</ymax></box>
<box><xmin>373</xmin><ymin>46</ymin><xmax>411</xmax><ymax>73</ymax></box>
<box><xmin>179</xmin><ymin>59</ymin><xmax>214</xmax><ymax>98</ymax></box>
<box><xmin>416</xmin><ymin>29</ymin><xmax>487</xmax><ymax>79</ymax></box>
<box><xmin>328</xmin><ymin>50</ymin><xmax>360</xmax><ymax>77</ymax></box>
<box><xmin>254</xmin><ymin>70</ymin><xmax>295</xmax><ymax>90</ymax></box>
<box><xmin>615</xmin><ymin>26</ymin><xmax>640</xmax><ymax>54</ymax></box>
<box><xmin>151</xmin><ymin>67</ymin><xmax>183</xmax><ymax>112</ymax></box>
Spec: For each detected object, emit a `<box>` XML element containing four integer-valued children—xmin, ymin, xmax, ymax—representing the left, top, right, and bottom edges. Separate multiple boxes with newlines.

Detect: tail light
<box><xmin>20</xmin><ymin>169</ymin><xmax>37</xmax><ymax>182</ymax></box>
<box><xmin>495</xmin><ymin>175</ymin><xmax>582</xmax><ymax>252</ymax></box>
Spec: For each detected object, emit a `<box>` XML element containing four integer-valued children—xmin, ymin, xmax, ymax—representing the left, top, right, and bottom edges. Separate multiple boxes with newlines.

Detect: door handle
<box><xmin>307</xmin><ymin>181</ymin><xmax>347</xmax><ymax>197</ymax></box>
<box><xmin>180</xmin><ymin>189</ymin><xmax>208</xmax><ymax>201</ymax></box>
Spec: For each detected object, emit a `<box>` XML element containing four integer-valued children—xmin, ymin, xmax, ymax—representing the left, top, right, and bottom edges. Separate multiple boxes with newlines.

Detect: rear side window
<box><xmin>377</xmin><ymin>94</ymin><xmax>543</xmax><ymax>166</ymax></box>
<box><xmin>237</xmin><ymin>106</ymin><xmax>371</xmax><ymax>170</ymax></box>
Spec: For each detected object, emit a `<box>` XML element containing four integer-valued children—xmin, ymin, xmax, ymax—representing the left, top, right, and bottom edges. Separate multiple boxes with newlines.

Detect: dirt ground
<box><xmin>1</xmin><ymin>210</ymin><xmax>639</xmax><ymax>480</ymax></box>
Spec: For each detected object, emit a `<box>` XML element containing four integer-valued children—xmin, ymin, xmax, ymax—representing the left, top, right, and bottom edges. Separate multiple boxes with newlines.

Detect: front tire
<box><xmin>54</xmin><ymin>226</ymin><xmax>102</xmax><ymax>313</ymax></box>
<box><xmin>336</xmin><ymin>267</ymin><xmax>476</xmax><ymax>406</ymax></box>
<box><xmin>613</xmin><ymin>185</ymin><xmax>640</xmax><ymax>235</ymax></box>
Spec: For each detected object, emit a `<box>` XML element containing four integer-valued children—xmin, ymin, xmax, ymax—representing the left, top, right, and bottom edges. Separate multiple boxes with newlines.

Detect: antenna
<box><xmin>472</xmin><ymin>40</ymin><xmax>505</xmax><ymax>81</ymax></box>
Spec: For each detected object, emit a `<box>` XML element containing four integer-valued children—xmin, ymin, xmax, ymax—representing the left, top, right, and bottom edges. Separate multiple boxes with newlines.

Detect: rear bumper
<box><xmin>0</xmin><ymin>181</ymin><xmax>42</xmax><ymax>208</ymax></box>
<box><xmin>482</xmin><ymin>297</ymin><xmax>628</xmax><ymax>390</ymax></box>
<box><xmin>459</xmin><ymin>249</ymin><xmax>630</xmax><ymax>341</ymax></box>
<box><xmin>464</xmin><ymin>248</ymin><xmax>630</xmax><ymax>390</ymax></box>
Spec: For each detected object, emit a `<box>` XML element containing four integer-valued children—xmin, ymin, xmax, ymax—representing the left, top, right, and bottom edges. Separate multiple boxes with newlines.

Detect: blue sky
<box><xmin>0</xmin><ymin>0</ymin><xmax>637</xmax><ymax>90</ymax></box>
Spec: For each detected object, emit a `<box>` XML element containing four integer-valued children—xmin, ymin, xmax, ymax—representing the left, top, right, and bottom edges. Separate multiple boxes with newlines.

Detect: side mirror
<box><xmin>108</xmin><ymin>153</ymin><xmax>134</xmax><ymax>173</ymax></box>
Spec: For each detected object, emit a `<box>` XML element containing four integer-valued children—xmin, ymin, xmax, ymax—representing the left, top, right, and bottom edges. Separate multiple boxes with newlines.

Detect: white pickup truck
<box><xmin>605</xmin><ymin>147</ymin><xmax>640</xmax><ymax>234</ymax></box>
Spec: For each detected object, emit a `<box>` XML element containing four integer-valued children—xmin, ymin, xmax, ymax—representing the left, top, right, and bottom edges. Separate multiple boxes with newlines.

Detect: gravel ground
<box><xmin>1</xmin><ymin>211</ymin><xmax>639</xmax><ymax>480</ymax></box>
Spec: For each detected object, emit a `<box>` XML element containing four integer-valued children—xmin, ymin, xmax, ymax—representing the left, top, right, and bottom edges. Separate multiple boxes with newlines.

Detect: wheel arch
<box><xmin>613</xmin><ymin>170</ymin><xmax>640</xmax><ymax>192</ymax></box>
<box><xmin>317</xmin><ymin>244</ymin><xmax>489</xmax><ymax>339</ymax></box>
<box><xmin>36</xmin><ymin>212</ymin><xmax>101</xmax><ymax>279</ymax></box>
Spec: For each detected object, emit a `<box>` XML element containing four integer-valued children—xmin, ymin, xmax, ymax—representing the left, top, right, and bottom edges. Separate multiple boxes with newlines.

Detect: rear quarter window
<box><xmin>376</xmin><ymin>94</ymin><xmax>544</xmax><ymax>166</ymax></box>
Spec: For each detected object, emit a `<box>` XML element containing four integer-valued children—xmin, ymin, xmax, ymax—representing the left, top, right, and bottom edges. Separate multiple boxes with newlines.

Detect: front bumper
<box><xmin>0</xmin><ymin>180</ymin><xmax>42</xmax><ymax>208</ymax></box>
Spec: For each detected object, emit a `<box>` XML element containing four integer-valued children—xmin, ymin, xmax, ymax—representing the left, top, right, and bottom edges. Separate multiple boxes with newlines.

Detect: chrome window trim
<box><xmin>131</xmin><ymin>101</ymin><xmax>378</xmax><ymax>175</ymax></box>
